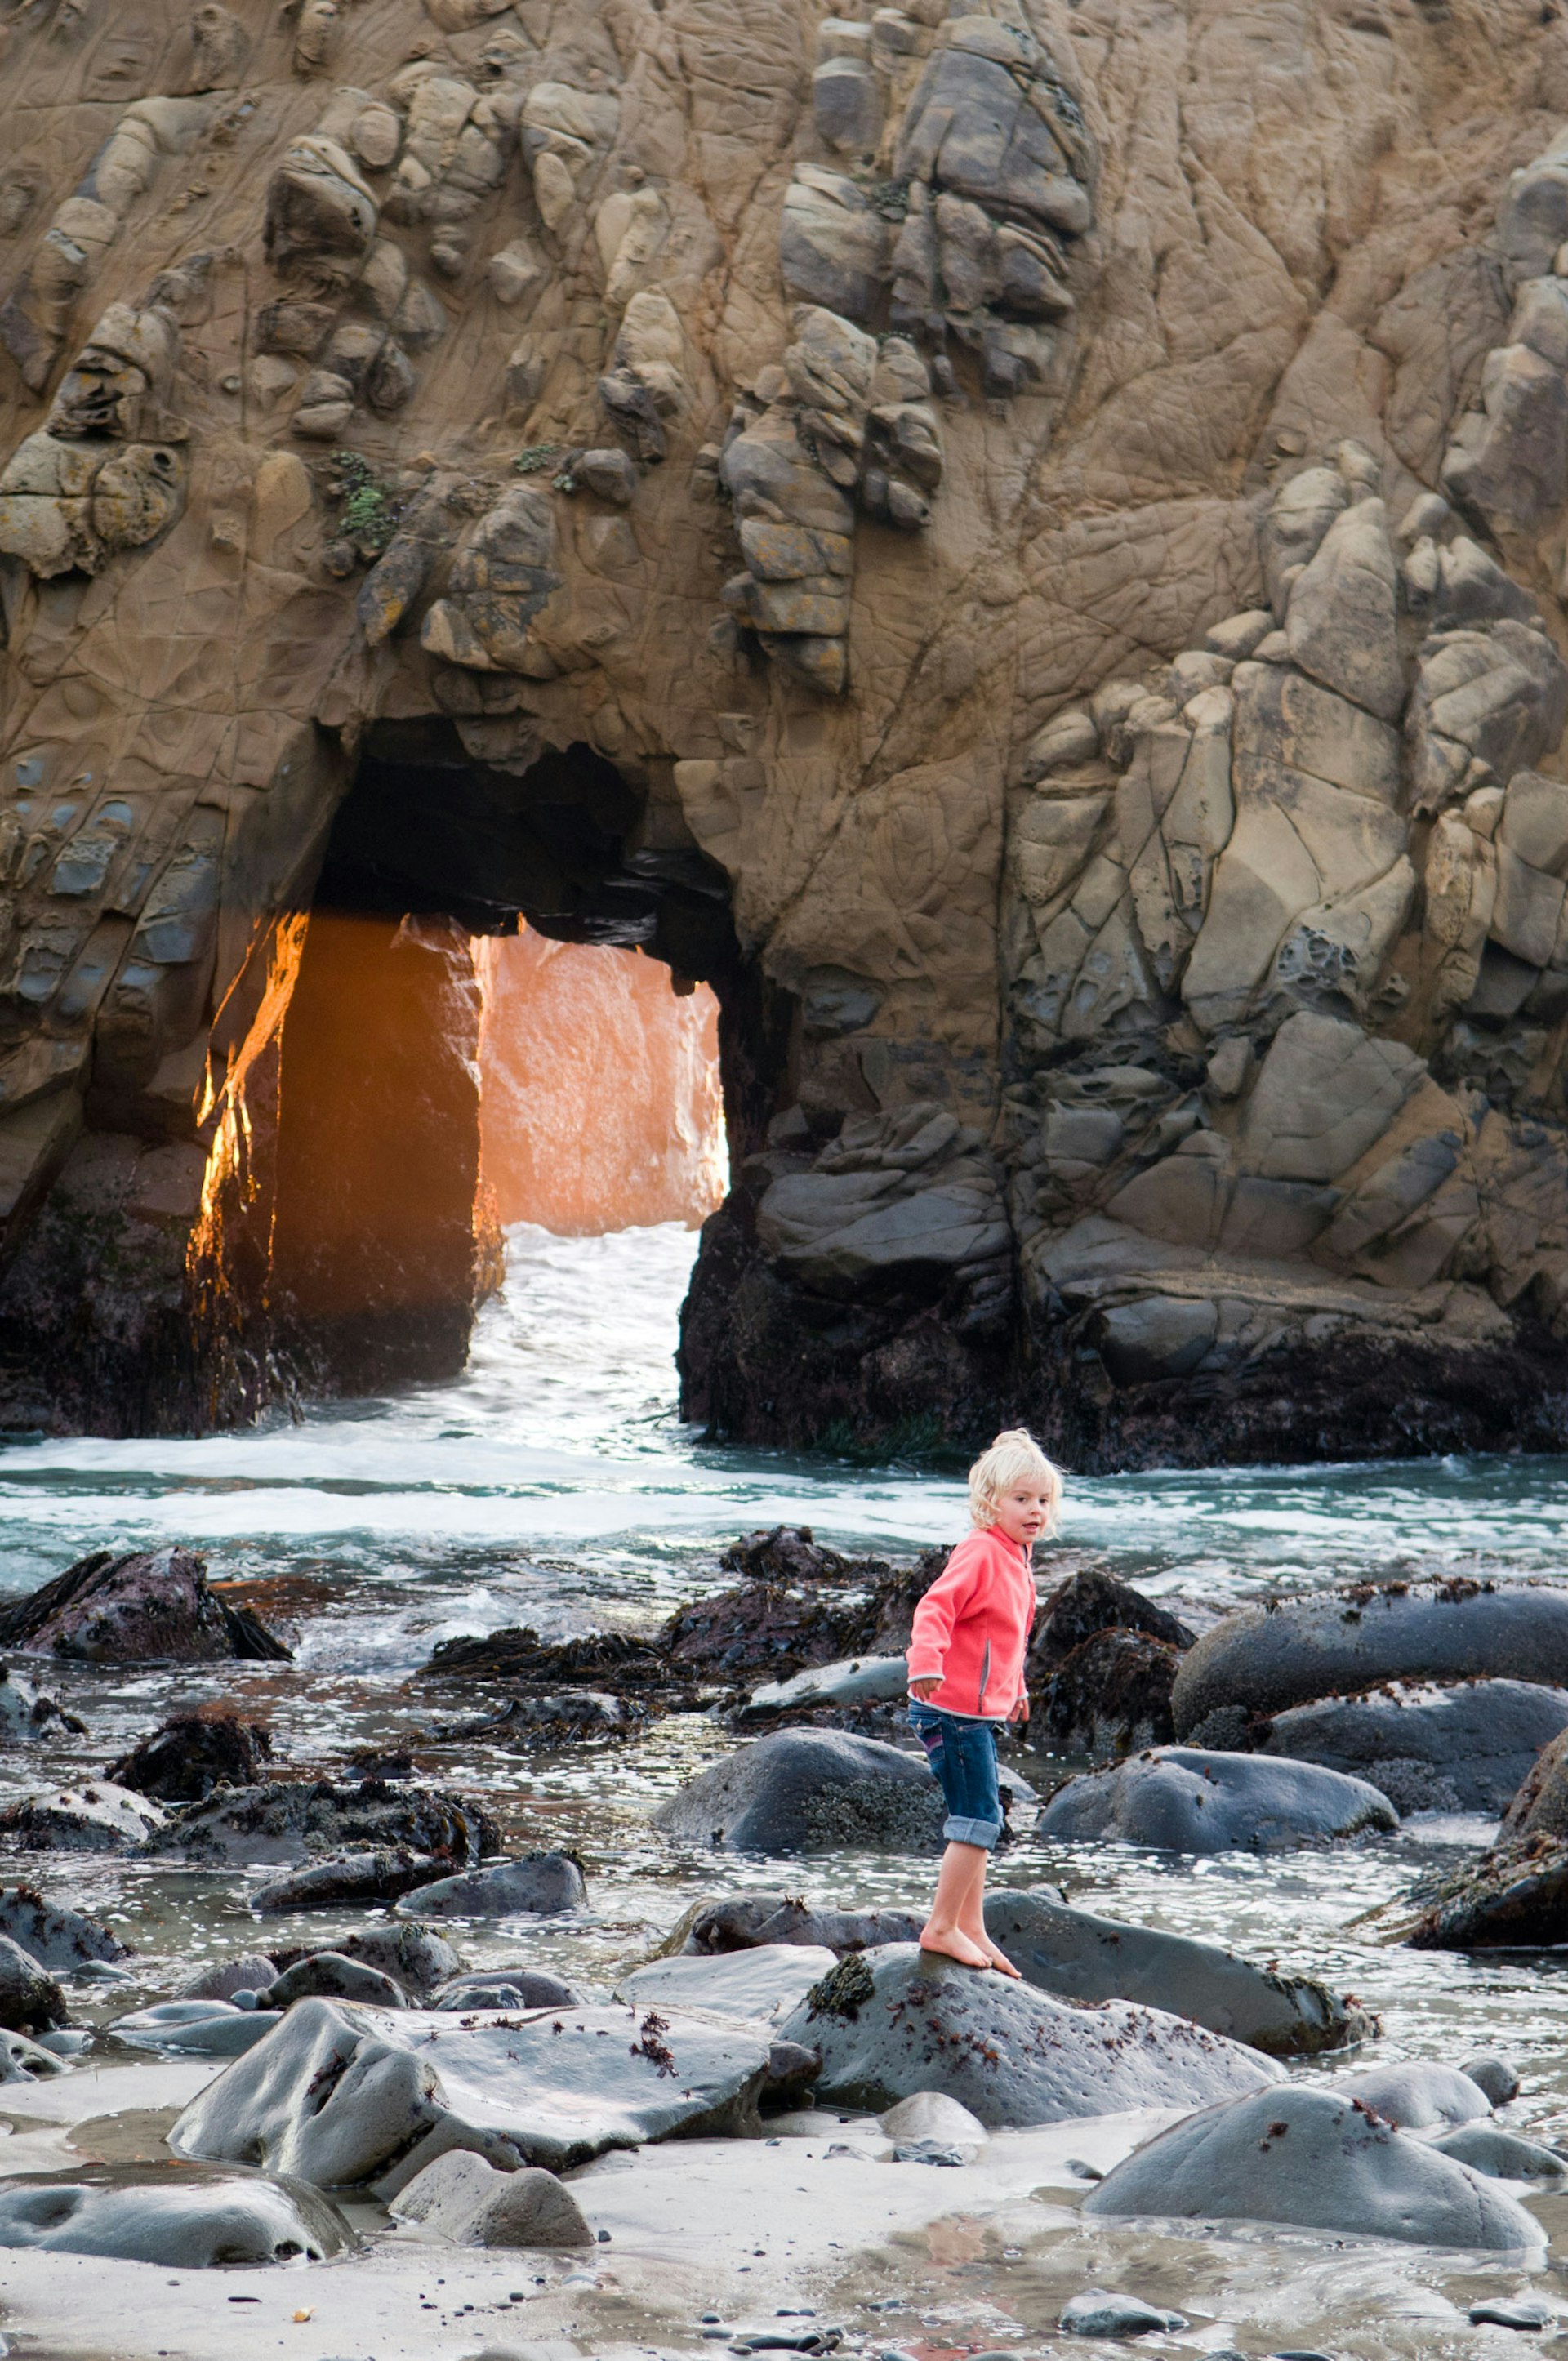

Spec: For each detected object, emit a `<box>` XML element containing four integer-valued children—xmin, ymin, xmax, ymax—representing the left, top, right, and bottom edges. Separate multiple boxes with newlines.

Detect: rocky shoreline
<box><xmin>0</xmin><ymin>1533</ymin><xmax>1566</xmax><ymax>2354</ymax></box>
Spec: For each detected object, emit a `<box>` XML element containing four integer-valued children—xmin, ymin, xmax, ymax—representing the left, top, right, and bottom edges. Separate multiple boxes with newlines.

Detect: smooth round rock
<box><xmin>0</xmin><ymin>2161</ymin><xmax>347</xmax><ymax>2265</ymax></box>
<box><xmin>653</xmin><ymin>1731</ymin><xmax>943</xmax><ymax>1854</ymax></box>
<box><xmin>1171</xmin><ymin>1581</ymin><xmax>1568</xmax><ymax>1736</ymax></box>
<box><xmin>1435</xmin><ymin>2123</ymin><xmax>1567</xmax><ymax>2180</ymax></box>
<box><xmin>1463</xmin><ymin>2053</ymin><xmax>1523</xmax><ymax>2106</ymax></box>
<box><xmin>1259</xmin><ymin>1678</ymin><xmax>1568</xmax><ymax>1815</ymax></box>
<box><xmin>1037</xmin><ymin>1746</ymin><xmax>1397</xmax><ymax>1852</ymax></box>
<box><xmin>432</xmin><ymin>1967</ymin><xmax>581</xmax><ymax>2011</ymax></box>
<box><xmin>616</xmin><ymin>1944</ymin><xmax>835</xmax><ymax>2025</ymax></box>
<box><xmin>1059</xmin><ymin>2291</ymin><xmax>1187</xmax><ymax>2338</ymax></box>
<box><xmin>985</xmin><ymin>1887</ymin><xmax>1372</xmax><ymax>2056</ymax></box>
<box><xmin>110</xmin><ymin>2000</ymin><xmax>282</xmax><ymax>2056</ymax></box>
<box><xmin>338</xmin><ymin>1923</ymin><xmax>461</xmax><ymax>1999</ymax></box>
<box><xmin>1085</xmin><ymin>2083</ymin><xmax>1541</xmax><ymax>2249</ymax></box>
<box><xmin>394</xmin><ymin>1854</ymin><xmax>586</xmax><ymax>1919</ymax></box>
<box><xmin>0</xmin><ymin>1933</ymin><xmax>65</xmax><ymax>2032</ymax></box>
<box><xmin>1327</xmin><ymin>2060</ymin><xmax>1492</xmax><ymax>2129</ymax></box>
<box><xmin>0</xmin><ymin>2028</ymin><xmax>65</xmax><ymax>2082</ymax></box>
<box><xmin>879</xmin><ymin>2091</ymin><xmax>987</xmax><ymax>2146</ymax></box>
<box><xmin>1468</xmin><ymin>2299</ymin><xmax>1553</xmax><ymax>2328</ymax></box>
<box><xmin>173</xmin><ymin>1953</ymin><xmax>278</xmax><ymax>2004</ymax></box>
<box><xmin>264</xmin><ymin>1953</ymin><xmax>406</xmax><ymax>2008</ymax></box>
<box><xmin>0</xmin><ymin>1889</ymin><xmax>127</xmax><ymax>1971</ymax></box>
<box><xmin>775</xmin><ymin>1943</ymin><xmax>1280</xmax><ymax>2125</ymax></box>
<box><xmin>390</xmin><ymin>2149</ymin><xmax>592</xmax><ymax>2247</ymax></box>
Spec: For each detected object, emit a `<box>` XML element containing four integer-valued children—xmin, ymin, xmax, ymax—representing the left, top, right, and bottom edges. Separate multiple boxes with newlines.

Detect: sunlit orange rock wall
<box><xmin>479</xmin><ymin>927</ymin><xmax>725</xmax><ymax>1236</ymax></box>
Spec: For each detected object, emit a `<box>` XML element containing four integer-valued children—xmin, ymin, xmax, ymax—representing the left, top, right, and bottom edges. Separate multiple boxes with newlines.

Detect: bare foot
<box><xmin>919</xmin><ymin>1925</ymin><xmax>994</xmax><ymax>1970</ymax></box>
<box><xmin>978</xmin><ymin>1936</ymin><xmax>1022</xmax><ymax>1979</ymax></box>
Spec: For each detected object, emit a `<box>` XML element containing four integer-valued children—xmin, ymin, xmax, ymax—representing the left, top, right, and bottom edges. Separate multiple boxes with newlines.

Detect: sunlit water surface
<box><xmin>7</xmin><ymin>1223</ymin><xmax>1568</xmax><ymax>2166</ymax></box>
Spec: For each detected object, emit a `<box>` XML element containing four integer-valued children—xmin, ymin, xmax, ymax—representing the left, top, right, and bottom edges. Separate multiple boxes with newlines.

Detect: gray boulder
<box><xmin>110</xmin><ymin>1999</ymin><xmax>281</xmax><ymax>2056</ymax></box>
<box><xmin>879</xmin><ymin>2091</ymin><xmax>987</xmax><ymax>2153</ymax></box>
<box><xmin>1462</xmin><ymin>2054</ymin><xmax>1522</xmax><ymax>2105</ymax></box>
<box><xmin>141</xmin><ymin>1778</ymin><xmax>492</xmax><ymax>1869</ymax></box>
<box><xmin>390</xmin><ymin>2150</ymin><xmax>591</xmax><ymax>2247</ymax></box>
<box><xmin>337</xmin><ymin>1923</ymin><xmax>461</xmax><ymax>1999</ymax></box>
<box><xmin>1084</xmin><ymin>2083</ymin><xmax>1542</xmax><ymax>2249</ymax></box>
<box><xmin>393</xmin><ymin>1853</ymin><xmax>586</xmax><ymax>1919</ymax></box>
<box><xmin>0</xmin><ymin>2162</ymin><xmax>345</xmax><ymax>2265</ymax></box>
<box><xmin>0</xmin><ymin>1887</ymin><xmax>127</xmax><ymax>1971</ymax></box>
<box><xmin>0</xmin><ymin>2028</ymin><xmax>65</xmax><ymax>2082</ymax></box>
<box><xmin>617</xmin><ymin>1944</ymin><xmax>837</xmax><ymax>2024</ymax></box>
<box><xmin>673</xmin><ymin>1893</ymin><xmax>924</xmax><ymax>1955</ymax></box>
<box><xmin>1258</xmin><ymin>1678</ymin><xmax>1568</xmax><ymax>1815</ymax></box>
<box><xmin>983</xmin><ymin>1888</ymin><xmax>1374</xmax><ymax>2056</ymax></box>
<box><xmin>739</xmin><ymin>1654</ymin><xmax>910</xmax><ymax>1721</ymax></box>
<box><xmin>252</xmin><ymin>1848</ymin><xmax>445</xmax><ymax>1913</ymax></box>
<box><xmin>264</xmin><ymin>1953</ymin><xmax>406</xmax><ymax>2008</ymax></box>
<box><xmin>432</xmin><ymin>1967</ymin><xmax>581</xmax><ymax>2011</ymax></box>
<box><xmin>1434</xmin><ymin>2123</ymin><xmax>1566</xmax><ymax>2180</ymax></box>
<box><xmin>1327</xmin><ymin>2060</ymin><xmax>1491</xmax><ymax>2129</ymax></box>
<box><xmin>0</xmin><ymin>1780</ymin><xmax>166</xmax><ymax>1852</ymax></box>
<box><xmin>1036</xmin><ymin>1747</ymin><xmax>1397</xmax><ymax>1852</ymax></box>
<box><xmin>174</xmin><ymin>1953</ymin><xmax>278</xmax><ymax>2003</ymax></box>
<box><xmin>653</xmin><ymin>1731</ymin><xmax>944</xmax><ymax>1852</ymax></box>
<box><xmin>170</xmin><ymin>1995</ymin><xmax>773</xmax><ymax>2192</ymax></box>
<box><xmin>1171</xmin><ymin>1581</ymin><xmax>1568</xmax><ymax>1736</ymax></box>
<box><xmin>774</xmin><ymin>1944</ymin><xmax>1281</xmax><ymax>2125</ymax></box>
<box><xmin>0</xmin><ymin>1933</ymin><xmax>65</xmax><ymax>2032</ymax></box>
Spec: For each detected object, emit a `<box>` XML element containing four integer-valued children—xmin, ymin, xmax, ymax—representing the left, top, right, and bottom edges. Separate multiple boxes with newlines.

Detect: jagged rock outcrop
<box><xmin>3</xmin><ymin>0</ymin><xmax>1568</xmax><ymax>1460</ymax></box>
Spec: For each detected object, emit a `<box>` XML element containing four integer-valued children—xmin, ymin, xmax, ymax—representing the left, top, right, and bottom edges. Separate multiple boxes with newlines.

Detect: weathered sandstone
<box><xmin>2</xmin><ymin>0</ymin><xmax>1568</xmax><ymax>1459</ymax></box>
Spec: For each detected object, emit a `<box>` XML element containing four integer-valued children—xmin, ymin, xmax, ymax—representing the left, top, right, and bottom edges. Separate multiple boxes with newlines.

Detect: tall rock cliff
<box><xmin>2</xmin><ymin>0</ymin><xmax>1568</xmax><ymax>1462</ymax></box>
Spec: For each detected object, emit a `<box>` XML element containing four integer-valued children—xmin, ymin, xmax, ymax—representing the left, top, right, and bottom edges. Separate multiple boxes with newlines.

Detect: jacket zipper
<box><xmin>978</xmin><ymin>1640</ymin><xmax>991</xmax><ymax>1714</ymax></box>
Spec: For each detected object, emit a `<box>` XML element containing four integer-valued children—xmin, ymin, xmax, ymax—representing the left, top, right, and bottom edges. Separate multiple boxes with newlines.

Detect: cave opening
<box><xmin>243</xmin><ymin>720</ymin><xmax>790</xmax><ymax>1404</ymax></box>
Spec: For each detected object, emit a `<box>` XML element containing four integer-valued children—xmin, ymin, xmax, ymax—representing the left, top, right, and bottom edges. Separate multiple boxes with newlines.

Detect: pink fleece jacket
<box><xmin>906</xmin><ymin>1525</ymin><xmax>1036</xmax><ymax>1719</ymax></box>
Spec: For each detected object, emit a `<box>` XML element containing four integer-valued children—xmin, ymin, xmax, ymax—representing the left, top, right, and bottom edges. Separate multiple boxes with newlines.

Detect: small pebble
<box><xmin>1065</xmin><ymin>2156</ymin><xmax>1103</xmax><ymax>2181</ymax></box>
<box><xmin>1060</xmin><ymin>2290</ymin><xmax>1187</xmax><ymax>2339</ymax></box>
<box><xmin>1469</xmin><ymin>2302</ymin><xmax>1553</xmax><ymax>2331</ymax></box>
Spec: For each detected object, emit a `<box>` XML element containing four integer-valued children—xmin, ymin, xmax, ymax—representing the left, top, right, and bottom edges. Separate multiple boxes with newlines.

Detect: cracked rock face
<box><xmin>5</xmin><ymin>0</ymin><xmax>1568</xmax><ymax>1460</ymax></box>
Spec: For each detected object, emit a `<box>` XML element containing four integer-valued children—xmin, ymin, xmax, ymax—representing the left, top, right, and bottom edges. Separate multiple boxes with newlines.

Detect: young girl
<box><xmin>906</xmin><ymin>1428</ymin><xmax>1062</xmax><ymax>1974</ymax></box>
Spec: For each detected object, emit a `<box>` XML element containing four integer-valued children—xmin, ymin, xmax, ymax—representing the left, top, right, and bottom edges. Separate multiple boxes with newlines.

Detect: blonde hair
<box><xmin>969</xmin><ymin>1428</ymin><xmax>1062</xmax><ymax>1532</ymax></box>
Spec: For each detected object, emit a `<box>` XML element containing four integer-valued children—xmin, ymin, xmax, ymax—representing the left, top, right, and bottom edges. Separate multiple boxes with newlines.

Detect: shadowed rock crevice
<box><xmin>189</xmin><ymin>719</ymin><xmax>790</xmax><ymax>1414</ymax></box>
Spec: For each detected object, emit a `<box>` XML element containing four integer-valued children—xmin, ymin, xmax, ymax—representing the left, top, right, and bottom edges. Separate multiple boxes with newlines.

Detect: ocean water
<box><xmin>7</xmin><ymin>1223</ymin><xmax>1568</xmax><ymax>2152</ymax></box>
<box><xmin>4</xmin><ymin>1218</ymin><xmax>1566</xmax><ymax>1615</ymax></box>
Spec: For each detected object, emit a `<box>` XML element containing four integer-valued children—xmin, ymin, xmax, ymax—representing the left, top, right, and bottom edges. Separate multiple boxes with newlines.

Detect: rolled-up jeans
<box><xmin>907</xmin><ymin>1699</ymin><xmax>1003</xmax><ymax>1848</ymax></box>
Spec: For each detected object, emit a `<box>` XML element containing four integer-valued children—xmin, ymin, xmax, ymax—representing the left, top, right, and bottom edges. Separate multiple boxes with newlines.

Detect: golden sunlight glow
<box><xmin>478</xmin><ymin>927</ymin><xmax>727</xmax><ymax>1234</ymax></box>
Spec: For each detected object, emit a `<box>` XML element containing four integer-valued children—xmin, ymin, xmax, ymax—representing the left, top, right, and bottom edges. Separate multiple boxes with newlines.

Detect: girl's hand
<box><xmin>1010</xmin><ymin>1692</ymin><xmax>1031</xmax><ymax>1725</ymax></box>
<box><xmin>909</xmin><ymin>1676</ymin><xmax>941</xmax><ymax>1701</ymax></box>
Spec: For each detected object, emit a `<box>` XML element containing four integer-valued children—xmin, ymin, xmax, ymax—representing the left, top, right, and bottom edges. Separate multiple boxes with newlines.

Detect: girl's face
<box><xmin>993</xmin><ymin>1481</ymin><xmax>1055</xmax><ymax>1546</ymax></box>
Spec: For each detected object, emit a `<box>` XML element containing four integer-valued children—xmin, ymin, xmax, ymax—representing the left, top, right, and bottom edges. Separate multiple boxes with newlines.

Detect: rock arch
<box><xmin>2</xmin><ymin>0</ymin><xmax>1568</xmax><ymax>1460</ymax></box>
